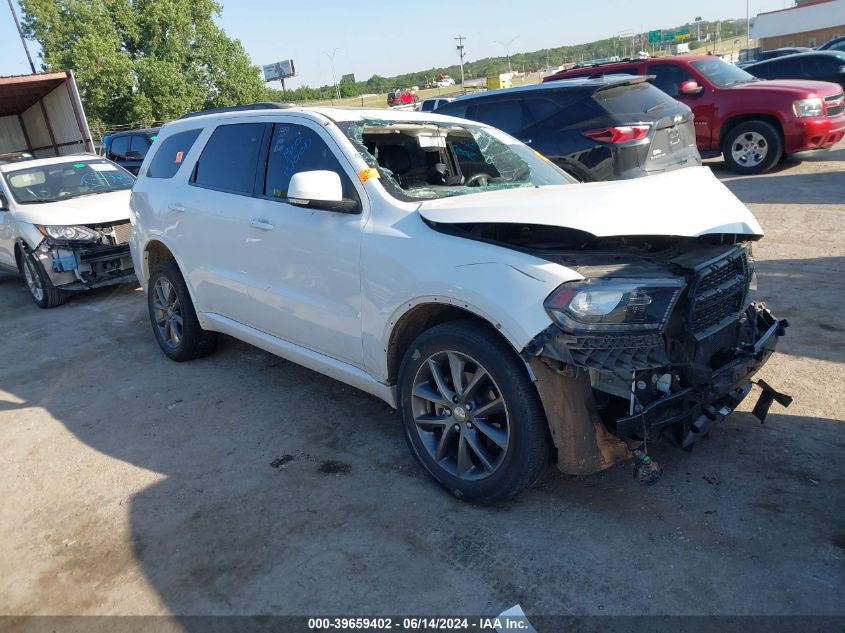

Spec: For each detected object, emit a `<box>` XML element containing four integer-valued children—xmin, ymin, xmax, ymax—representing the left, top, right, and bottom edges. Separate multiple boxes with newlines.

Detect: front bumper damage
<box><xmin>32</xmin><ymin>221</ymin><xmax>136</xmax><ymax>291</ymax></box>
<box><xmin>525</xmin><ymin>303</ymin><xmax>789</xmax><ymax>476</ymax></box>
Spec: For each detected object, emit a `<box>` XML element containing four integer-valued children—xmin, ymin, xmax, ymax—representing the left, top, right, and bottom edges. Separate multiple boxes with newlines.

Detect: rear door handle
<box><xmin>250</xmin><ymin>219</ymin><xmax>274</xmax><ymax>231</ymax></box>
<box><xmin>168</xmin><ymin>203</ymin><xmax>185</xmax><ymax>213</ymax></box>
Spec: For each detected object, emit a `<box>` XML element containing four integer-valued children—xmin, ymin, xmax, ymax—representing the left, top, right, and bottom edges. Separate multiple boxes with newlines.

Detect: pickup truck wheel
<box><xmin>21</xmin><ymin>249</ymin><xmax>67</xmax><ymax>309</ymax></box>
<box><xmin>722</xmin><ymin>121</ymin><xmax>782</xmax><ymax>174</ymax></box>
<box><xmin>398</xmin><ymin>321</ymin><xmax>551</xmax><ymax>503</ymax></box>
<box><xmin>147</xmin><ymin>260</ymin><xmax>217</xmax><ymax>361</ymax></box>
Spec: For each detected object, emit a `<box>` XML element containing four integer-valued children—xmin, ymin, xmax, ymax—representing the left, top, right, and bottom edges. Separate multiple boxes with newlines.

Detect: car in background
<box><xmin>387</xmin><ymin>89</ymin><xmax>418</xmax><ymax>107</ymax></box>
<box><xmin>545</xmin><ymin>55</ymin><xmax>845</xmax><ymax>174</ymax></box>
<box><xmin>0</xmin><ymin>155</ymin><xmax>136</xmax><ymax>308</ymax></box>
<box><xmin>434</xmin><ymin>76</ymin><xmax>700</xmax><ymax>182</ymax></box>
<box><xmin>105</xmin><ymin>127</ymin><xmax>160</xmax><ymax>175</ymax></box>
<box><xmin>419</xmin><ymin>97</ymin><xmax>453</xmax><ymax>112</ymax></box>
<box><xmin>745</xmin><ymin>51</ymin><xmax>845</xmax><ymax>90</ymax></box>
<box><xmin>129</xmin><ymin>106</ymin><xmax>786</xmax><ymax>501</ymax></box>
<box><xmin>0</xmin><ymin>152</ymin><xmax>34</xmax><ymax>164</ymax></box>
<box><xmin>756</xmin><ymin>47</ymin><xmax>813</xmax><ymax>62</ymax></box>
<box><xmin>434</xmin><ymin>75</ymin><xmax>455</xmax><ymax>88</ymax></box>
<box><xmin>818</xmin><ymin>36</ymin><xmax>845</xmax><ymax>52</ymax></box>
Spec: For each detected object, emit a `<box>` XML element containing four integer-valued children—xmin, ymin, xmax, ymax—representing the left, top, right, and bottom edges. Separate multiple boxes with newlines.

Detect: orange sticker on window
<box><xmin>175</xmin><ymin>151</ymin><xmax>184</xmax><ymax>164</ymax></box>
<box><xmin>358</xmin><ymin>168</ymin><xmax>380</xmax><ymax>183</ymax></box>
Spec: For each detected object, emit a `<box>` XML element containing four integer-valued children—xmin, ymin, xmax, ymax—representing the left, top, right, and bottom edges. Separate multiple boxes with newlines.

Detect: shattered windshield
<box><xmin>3</xmin><ymin>159</ymin><xmax>134</xmax><ymax>204</ymax></box>
<box><xmin>338</xmin><ymin>119</ymin><xmax>576</xmax><ymax>201</ymax></box>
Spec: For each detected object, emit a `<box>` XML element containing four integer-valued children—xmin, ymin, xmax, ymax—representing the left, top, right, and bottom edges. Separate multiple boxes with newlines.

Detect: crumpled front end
<box><xmin>31</xmin><ymin>221</ymin><xmax>136</xmax><ymax>290</ymax></box>
<box><xmin>524</xmin><ymin>243</ymin><xmax>789</xmax><ymax>475</ymax></box>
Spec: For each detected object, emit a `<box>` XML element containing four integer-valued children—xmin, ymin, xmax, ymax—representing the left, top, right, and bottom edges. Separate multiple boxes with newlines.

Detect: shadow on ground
<box><xmin>1</xmin><ymin>271</ymin><xmax>843</xmax><ymax>620</ymax></box>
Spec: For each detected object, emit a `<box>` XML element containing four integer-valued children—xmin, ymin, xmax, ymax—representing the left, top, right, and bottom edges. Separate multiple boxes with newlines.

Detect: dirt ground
<box><xmin>1</xmin><ymin>142</ymin><xmax>843</xmax><ymax>622</ymax></box>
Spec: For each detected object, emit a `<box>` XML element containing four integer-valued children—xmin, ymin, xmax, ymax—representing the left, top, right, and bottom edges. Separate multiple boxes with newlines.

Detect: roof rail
<box><xmin>178</xmin><ymin>102</ymin><xmax>296</xmax><ymax>120</ymax></box>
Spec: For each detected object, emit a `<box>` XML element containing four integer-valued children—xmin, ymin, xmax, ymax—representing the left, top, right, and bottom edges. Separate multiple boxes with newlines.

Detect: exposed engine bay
<box><xmin>33</xmin><ymin>220</ymin><xmax>136</xmax><ymax>290</ymax></box>
<box><xmin>437</xmin><ymin>221</ymin><xmax>791</xmax><ymax>475</ymax></box>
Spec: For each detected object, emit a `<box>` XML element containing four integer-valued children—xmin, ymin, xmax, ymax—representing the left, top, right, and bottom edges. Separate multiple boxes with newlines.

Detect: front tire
<box><xmin>722</xmin><ymin>121</ymin><xmax>782</xmax><ymax>174</ymax></box>
<box><xmin>20</xmin><ymin>248</ymin><xmax>67</xmax><ymax>309</ymax></box>
<box><xmin>147</xmin><ymin>260</ymin><xmax>217</xmax><ymax>361</ymax></box>
<box><xmin>398</xmin><ymin>320</ymin><xmax>552</xmax><ymax>503</ymax></box>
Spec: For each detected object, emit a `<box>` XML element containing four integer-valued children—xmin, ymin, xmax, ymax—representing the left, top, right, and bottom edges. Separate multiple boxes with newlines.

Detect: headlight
<box><xmin>792</xmin><ymin>98</ymin><xmax>824</xmax><ymax>118</ymax></box>
<box><xmin>36</xmin><ymin>225</ymin><xmax>99</xmax><ymax>242</ymax></box>
<box><xmin>544</xmin><ymin>278</ymin><xmax>685</xmax><ymax>333</ymax></box>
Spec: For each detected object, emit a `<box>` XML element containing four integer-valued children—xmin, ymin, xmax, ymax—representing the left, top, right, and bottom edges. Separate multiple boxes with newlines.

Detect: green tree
<box><xmin>20</xmin><ymin>0</ymin><xmax>267</xmax><ymax>127</ymax></box>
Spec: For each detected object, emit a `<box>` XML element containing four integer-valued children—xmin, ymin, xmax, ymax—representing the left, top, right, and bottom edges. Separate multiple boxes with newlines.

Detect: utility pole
<box><xmin>455</xmin><ymin>35</ymin><xmax>466</xmax><ymax>93</ymax></box>
<box><xmin>323</xmin><ymin>48</ymin><xmax>341</xmax><ymax>101</ymax></box>
<box><xmin>746</xmin><ymin>0</ymin><xmax>750</xmax><ymax>50</ymax></box>
<box><xmin>494</xmin><ymin>36</ymin><xmax>519</xmax><ymax>74</ymax></box>
<box><xmin>7</xmin><ymin>0</ymin><xmax>36</xmax><ymax>73</ymax></box>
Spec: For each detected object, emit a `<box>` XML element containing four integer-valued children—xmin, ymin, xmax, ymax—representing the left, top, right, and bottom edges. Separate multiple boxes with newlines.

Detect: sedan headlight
<box><xmin>36</xmin><ymin>225</ymin><xmax>99</xmax><ymax>242</ymax></box>
<box><xmin>544</xmin><ymin>278</ymin><xmax>685</xmax><ymax>333</ymax></box>
<box><xmin>792</xmin><ymin>98</ymin><xmax>824</xmax><ymax>118</ymax></box>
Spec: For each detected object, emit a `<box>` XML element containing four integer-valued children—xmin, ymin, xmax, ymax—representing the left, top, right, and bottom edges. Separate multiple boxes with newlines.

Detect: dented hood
<box><xmin>418</xmin><ymin>167</ymin><xmax>763</xmax><ymax>238</ymax></box>
<box><xmin>10</xmin><ymin>190</ymin><xmax>131</xmax><ymax>226</ymax></box>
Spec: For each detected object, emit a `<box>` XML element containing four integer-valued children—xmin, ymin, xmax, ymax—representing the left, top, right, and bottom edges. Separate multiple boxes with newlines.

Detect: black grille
<box><xmin>565</xmin><ymin>333</ymin><xmax>669</xmax><ymax>372</ymax></box>
<box><xmin>825</xmin><ymin>93</ymin><xmax>844</xmax><ymax>117</ymax></box>
<box><xmin>688</xmin><ymin>250</ymin><xmax>751</xmax><ymax>338</ymax></box>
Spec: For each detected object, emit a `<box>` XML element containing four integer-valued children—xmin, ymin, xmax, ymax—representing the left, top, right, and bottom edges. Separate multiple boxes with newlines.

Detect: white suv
<box><xmin>130</xmin><ymin>107</ymin><xmax>786</xmax><ymax>502</ymax></box>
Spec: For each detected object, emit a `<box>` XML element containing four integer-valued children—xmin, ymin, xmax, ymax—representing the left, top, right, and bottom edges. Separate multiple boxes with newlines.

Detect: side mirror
<box><xmin>679</xmin><ymin>80</ymin><xmax>704</xmax><ymax>96</ymax></box>
<box><xmin>287</xmin><ymin>170</ymin><xmax>358</xmax><ymax>213</ymax></box>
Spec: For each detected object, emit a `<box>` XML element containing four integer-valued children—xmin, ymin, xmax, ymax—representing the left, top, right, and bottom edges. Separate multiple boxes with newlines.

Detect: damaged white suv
<box><xmin>0</xmin><ymin>155</ymin><xmax>136</xmax><ymax>308</ymax></box>
<box><xmin>130</xmin><ymin>107</ymin><xmax>788</xmax><ymax>502</ymax></box>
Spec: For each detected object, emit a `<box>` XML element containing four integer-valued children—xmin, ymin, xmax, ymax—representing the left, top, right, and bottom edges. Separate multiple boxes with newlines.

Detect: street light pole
<box><xmin>323</xmin><ymin>48</ymin><xmax>341</xmax><ymax>101</ymax></box>
<box><xmin>454</xmin><ymin>35</ymin><xmax>466</xmax><ymax>93</ymax></box>
<box><xmin>6</xmin><ymin>0</ymin><xmax>36</xmax><ymax>73</ymax></box>
<box><xmin>494</xmin><ymin>36</ymin><xmax>519</xmax><ymax>74</ymax></box>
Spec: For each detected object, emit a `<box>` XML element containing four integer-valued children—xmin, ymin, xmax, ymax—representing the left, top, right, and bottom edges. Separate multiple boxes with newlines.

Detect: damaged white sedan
<box><xmin>0</xmin><ymin>155</ymin><xmax>136</xmax><ymax>308</ymax></box>
<box><xmin>130</xmin><ymin>107</ymin><xmax>789</xmax><ymax>502</ymax></box>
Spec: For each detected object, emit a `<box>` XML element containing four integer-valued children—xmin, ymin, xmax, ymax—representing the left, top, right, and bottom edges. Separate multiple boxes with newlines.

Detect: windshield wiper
<box><xmin>646</xmin><ymin>102</ymin><xmax>668</xmax><ymax>114</ymax></box>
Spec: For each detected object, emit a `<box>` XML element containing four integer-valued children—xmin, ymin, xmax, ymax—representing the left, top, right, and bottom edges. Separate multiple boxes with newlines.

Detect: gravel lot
<box><xmin>1</xmin><ymin>143</ymin><xmax>843</xmax><ymax>621</ymax></box>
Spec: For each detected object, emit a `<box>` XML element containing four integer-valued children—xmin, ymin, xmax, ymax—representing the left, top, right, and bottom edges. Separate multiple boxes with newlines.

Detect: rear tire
<box><xmin>147</xmin><ymin>260</ymin><xmax>217</xmax><ymax>361</ymax></box>
<box><xmin>20</xmin><ymin>247</ymin><xmax>67</xmax><ymax>309</ymax></box>
<box><xmin>398</xmin><ymin>320</ymin><xmax>552</xmax><ymax>503</ymax></box>
<box><xmin>722</xmin><ymin>121</ymin><xmax>782</xmax><ymax>175</ymax></box>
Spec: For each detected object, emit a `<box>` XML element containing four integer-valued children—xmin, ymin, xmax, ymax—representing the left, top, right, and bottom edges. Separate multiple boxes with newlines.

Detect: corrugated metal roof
<box><xmin>0</xmin><ymin>71</ymin><xmax>70</xmax><ymax>118</ymax></box>
<box><xmin>751</xmin><ymin>0</ymin><xmax>845</xmax><ymax>39</ymax></box>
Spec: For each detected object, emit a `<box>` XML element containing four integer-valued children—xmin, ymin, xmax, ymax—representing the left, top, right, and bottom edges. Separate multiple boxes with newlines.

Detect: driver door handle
<box><xmin>250</xmin><ymin>219</ymin><xmax>274</xmax><ymax>231</ymax></box>
<box><xmin>168</xmin><ymin>203</ymin><xmax>185</xmax><ymax>213</ymax></box>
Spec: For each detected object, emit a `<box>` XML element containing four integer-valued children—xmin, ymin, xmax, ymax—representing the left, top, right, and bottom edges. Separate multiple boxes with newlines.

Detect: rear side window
<box><xmin>420</xmin><ymin>101</ymin><xmax>436</xmax><ymax>112</ymax></box>
<box><xmin>193</xmin><ymin>123</ymin><xmax>266</xmax><ymax>194</ymax></box>
<box><xmin>146</xmin><ymin>129</ymin><xmax>201</xmax><ymax>179</ymax></box>
<box><xmin>436</xmin><ymin>101</ymin><xmax>469</xmax><ymax>119</ymax></box>
<box><xmin>109</xmin><ymin>136</ymin><xmax>130</xmax><ymax>161</ymax></box>
<box><xmin>594</xmin><ymin>81</ymin><xmax>675</xmax><ymax>115</ymax></box>
<box><xmin>467</xmin><ymin>99</ymin><xmax>526</xmax><ymax>133</ymax></box>
<box><xmin>769</xmin><ymin>57</ymin><xmax>801</xmax><ymax>76</ymax></box>
<box><xmin>128</xmin><ymin>135</ymin><xmax>149</xmax><ymax>159</ymax></box>
<box><xmin>802</xmin><ymin>55</ymin><xmax>840</xmax><ymax>78</ymax></box>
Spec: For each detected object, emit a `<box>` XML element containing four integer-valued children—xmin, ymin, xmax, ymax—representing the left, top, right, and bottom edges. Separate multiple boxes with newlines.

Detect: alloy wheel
<box><xmin>731</xmin><ymin>131</ymin><xmax>768</xmax><ymax>167</ymax></box>
<box><xmin>152</xmin><ymin>277</ymin><xmax>183</xmax><ymax>348</ymax></box>
<box><xmin>410</xmin><ymin>350</ymin><xmax>510</xmax><ymax>480</ymax></box>
<box><xmin>23</xmin><ymin>256</ymin><xmax>44</xmax><ymax>302</ymax></box>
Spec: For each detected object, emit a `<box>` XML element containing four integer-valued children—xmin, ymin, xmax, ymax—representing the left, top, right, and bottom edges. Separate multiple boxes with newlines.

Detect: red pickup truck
<box><xmin>545</xmin><ymin>55</ymin><xmax>845</xmax><ymax>174</ymax></box>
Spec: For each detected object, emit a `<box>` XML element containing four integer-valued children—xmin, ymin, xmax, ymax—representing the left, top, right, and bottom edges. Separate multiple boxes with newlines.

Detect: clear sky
<box><xmin>1</xmin><ymin>0</ymin><xmax>793</xmax><ymax>86</ymax></box>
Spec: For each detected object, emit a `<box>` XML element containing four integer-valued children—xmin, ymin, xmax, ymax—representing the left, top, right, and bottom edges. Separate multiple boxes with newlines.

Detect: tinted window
<box><xmin>594</xmin><ymin>81</ymin><xmax>673</xmax><ymax>115</ymax></box>
<box><xmin>264</xmin><ymin>123</ymin><xmax>357</xmax><ymax>201</ymax></box>
<box><xmin>435</xmin><ymin>101</ymin><xmax>469</xmax><ymax>118</ymax></box>
<box><xmin>467</xmin><ymin>99</ymin><xmax>526</xmax><ymax>133</ymax></box>
<box><xmin>646</xmin><ymin>64</ymin><xmax>694</xmax><ymax>97</ymax></box>
<box><xmin>769</xmin><ymin>57</ymin><xmax>801</xmax><ymax>77</ymax></box>
<box><xmin>193</xmin><ymin>123</ymin><xmax>266</xmax><ymax>194</ymax></box>
<box><xmin>802</xmin><ymin>55</ymin><xmax>840</xmax><ymax>78</ymax></box>
<box><xmin>128</xmin><ymin>135</ymin><xmax>149</xmax><ymax>159</ymax></box>
<box><xmin>420</xmin><ymin>100</ymin><xmax>436</xmax><ymax>112</ymax></box>
<box><xmin>147</xmin><ymin>129</ymin><xmax>201</xmax><ymax>179</ymax></box>
<box><xmin>522</xmin><ymin>97</ymin><xmax>560</xmax><ymax>124</ymax></box>
<box><xmin>109</xmin><ymin>136</ymin><xmax>130</xmax><ymax>161</ymax></box>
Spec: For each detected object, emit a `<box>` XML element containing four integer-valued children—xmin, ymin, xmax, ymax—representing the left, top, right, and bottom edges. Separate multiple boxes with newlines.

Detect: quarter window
<box><xmin>128</xmin><ymin>135</ymin><xmax>149</xmax><ymax>159</ymax></box>
<box><xmin>263</xmin><ymin>123</ymin><xmax>357</xmax><ymax>202</ymax></box>
<box><xmin>146</xmin><ymin>129</ymin><xmax>201</xmax><ymax>179</ymax></box>
<box><xmin>467</xmin><ymin>99</ymin><xmax>526</xmax><ymax>133</ymax></box>
<box><xmin>109</xmin><ymin>136</ymin><xmax>130</xmax><ymax>161</ymax></box>
<box><xmin>193</xmin><ymin>123</ymin><xmax>266</xmax><ymax>194</ymax></box>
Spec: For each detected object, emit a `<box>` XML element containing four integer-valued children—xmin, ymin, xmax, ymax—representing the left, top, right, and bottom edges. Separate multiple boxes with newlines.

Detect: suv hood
<box><xmin>11</xmin><ymin>190</ymin><xmax>131</xmax><ymax>226</ymax></box>
<box><xmin>418</xmin><ymin>166</ymin><xmax>763</xmax><ymax>238</ymax></box>
<box><xmin>731</xmin><ymin>78</ymin><xmax>843</xmax><ymax>97</ymax></box>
